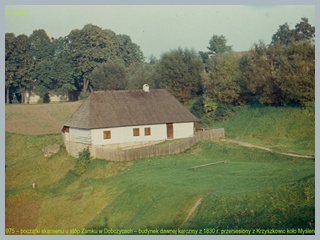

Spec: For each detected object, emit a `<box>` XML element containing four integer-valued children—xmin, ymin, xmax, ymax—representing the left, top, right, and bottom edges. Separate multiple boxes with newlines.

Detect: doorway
<box><xmin>166</xmin><ymin>123</ymin><xmax>173</xmax><ymax>139</ymax></box>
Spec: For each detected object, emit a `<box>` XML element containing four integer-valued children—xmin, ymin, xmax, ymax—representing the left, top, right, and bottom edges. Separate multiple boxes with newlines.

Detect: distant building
<box><xmin>24</xmin><ymin>91</ymin><xmax>67</xmax><ymax>104</ymax></box>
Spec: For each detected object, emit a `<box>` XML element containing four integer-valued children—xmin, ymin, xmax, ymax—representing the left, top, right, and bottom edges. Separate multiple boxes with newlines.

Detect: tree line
<box><xmin>6</xmin><ymin>18</ymin><xmax>314</xmax><ymax>114</ymax></box>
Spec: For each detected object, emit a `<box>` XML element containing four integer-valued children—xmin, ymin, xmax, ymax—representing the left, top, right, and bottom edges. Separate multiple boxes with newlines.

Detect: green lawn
<box><xmin>213</xmin><ymin>103</ymin><xmax>315</xmax><ymax>156</ymax></box>
<box><xmin>5</xmin><ymin>133</ymin><xmax>315</xmax><ymax>232</ymax></box>
<box><xmin>5</xmin><ymin>102</ymin><xmax>315</xmax><ymax>234</ymax></box>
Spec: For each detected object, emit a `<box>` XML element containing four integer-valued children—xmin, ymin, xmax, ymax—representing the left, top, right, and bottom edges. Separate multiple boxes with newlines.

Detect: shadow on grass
<box><xmin>44</xmin><ymin>170</ymin><xmax>79</xmax><ymax>196</ymax></box>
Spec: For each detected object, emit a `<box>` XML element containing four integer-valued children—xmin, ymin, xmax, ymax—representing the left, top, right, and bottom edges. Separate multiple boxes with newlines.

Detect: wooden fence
<box><xmin>93</xmin><ymin>128</ymin><xmax>224</xmax><ymax>162</ymax></box>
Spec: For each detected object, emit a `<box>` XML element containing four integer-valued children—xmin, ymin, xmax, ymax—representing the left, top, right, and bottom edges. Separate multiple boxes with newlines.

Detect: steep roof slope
<box><xmin>64</xmin><ymin>89</ymin><xmax>199</xmax><ymax>129</ymax></box>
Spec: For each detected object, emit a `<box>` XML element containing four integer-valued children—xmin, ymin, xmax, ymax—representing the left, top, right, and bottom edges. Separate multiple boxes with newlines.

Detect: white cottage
<box><xmin>62</xmin><ymin>85</ymin><xmax>199</xmax><ymax>157</ymax></box>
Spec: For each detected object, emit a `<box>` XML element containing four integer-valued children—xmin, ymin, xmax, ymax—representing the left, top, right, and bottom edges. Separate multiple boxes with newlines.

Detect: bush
<box><xmin>74</xmin><ymin>147</ymin><xmax>91</xmax><ymax>176</ymax></box>
<box><xmin>187</xmin><ymin>96</ymin><xmax>240</xmax><ymax>126</ymax></box>
<box><xmin>79</xmin><ymin>91</ymin><xmax>90</xmax><ymax>100</ymax></box>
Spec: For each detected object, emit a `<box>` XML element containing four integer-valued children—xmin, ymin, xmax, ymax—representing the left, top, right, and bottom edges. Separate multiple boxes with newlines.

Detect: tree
<box><xmin>14</xmin><ymin>34</ymin><xmax>34</xmax><ymax>103</ymax></box>
<box><xmin>52</xmin><ymin>37</ymin><xmax>77</xmax><ymax>99</ymax></box>
<box><xmin>29</xmin><ymin>29</ymin><xmax>54</xmax><ymax>62</ymax></box>
<box><xmin>32</xmin><ymin>57</ymin><xmax>75</xmax><ymax>102</ymax></box>
<box><xmin>204</xmin><ymin>51</ymin><xmax>243</xmax><ymax>104</ymax></box>
<box><xmin>275</xmin><ymin>41</ymin><xmax>315</xmax><ymax>105</ymax></box>
<box><xmin>52</xmin><ymin>57</ymin><xmax>76</xmax><ymax>98</ymax></box>
<box><xmin>67</xmin><ymin>24</ymin><xmax>120</xmax><ymax>93</ymax></box>
<box><xmin>117</xmin><ymin>34</ymin><xmax>144</xmax><ymax>66</ymax></box>
<box><xmin>271</xmin><ymin>23</ymin><xmax>292</xmax><ymax>46</ymax></box>
<box><xmin>271</xmin><ymin>18</ymin><xmax>315</xmax><ymax>46</ymax></box>
<box><xmin>89</xmin><ymin>59</ymin><xmax>127</xmax><ymax>91</ymax></box>
<box><xmin>207</xmin><ymin>34</ymin><xmax>232</xmax><ymax>54</ymax></box>
<box><xmin>291</xmin><ymin>17</ymin><xmax>315</xmax><ymax>43</ymax></box>
<box><xmin>5</xmin><ymin>33</ymin><xmax>17</xmax><ymax>104</ymax></box>
<box><xmin>126</xmin><ymin>62</ymin><xmax>156</xmax><ymax>89</ymax></box>
<box><xmin>155</xmin><ymin>48</ymin><xmax>204</xmax><ymax>104</ymax></box>
<box><xmin>240</xmin><ymin>42</ymin><xmax>283</xmax><ymax>104</ymax></box>
<box><xmin>241</xmin><ymin>39</ymin><xmax>314</xmax><ymax>106</ymax></box>
<box><xmin>32</xmin><ymin>59</ymin><xmax>55</xmax><ymax>101</ymax></box>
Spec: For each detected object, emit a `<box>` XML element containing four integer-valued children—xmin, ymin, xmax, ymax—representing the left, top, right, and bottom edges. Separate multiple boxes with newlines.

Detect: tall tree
<box><xmin>5</xmin><ymin>33</ymin><xmax>17</xmax><ymax>104</ymax></box>
<box><xmin>126</xmin><ymin>62</ymin><xmax>156</xmax><ymax>89</ymax></box>
<box><xmin>240</xmin><ymin>42</ymin><xmax>283</xmax><ymax>104</ymax></box>
<box><xmin>32</xmin><ymin>59</ymin><xmax>55</xmax><ymax>101</ymax></box>
<box><xmin>89</xmin><ymin>59</ymin><xmax>127</xmax><ymax>91</ymax></box>
<box><xmin>204</xmin><ymin>51</ymin><xmax>243</xmax><ymax>104</ymax></box>
<box><xmin>14</xmin><ymin>34</ymin><xmax>34</xmax><ymax>103</ymax></box>
<box><xmin>32</xmin><ymin>57</ymin><xmax>76</xmax><ymax>102</ymax></box>
<box><xmin>291</xmin><ymin>17</ymin><xmax>315</xmax><ymax>43</ymax></box>
<box><xmin>67</xmin><ymin>24</ymin><xmax>120</xmax><ymax>93</ymax></box>
<box><xmin>52</xmin><ymin>37</ymin><xmax>77</xmax><ymax>99</ymax></box>
<box><xmin>116</xmin><ymin>34</ymin><xmax>144</xmax><ymax>66</ymax></box>
<box><xmin>275</xmin><ymin>41</ymin><xmax>315</xmax><ymax>105</ymax></box>
<box><xmin>271</xmin><ymin>23</ymin><xmax>292</xmax><ymax>46</ymax></box>
<box><xmin>155</xmin><ymin>48</ymin><xmax>204</xmax><ymax>104</ymax></box>
<box><xmin>207</xmin><ymin>34</ymin><xmax>232</xmax><ymax>54</ymax></box>
<box><xmin>29</xmin><ymin>29</ymin><xmax>54</xmax><ymax>62</ymax></box>
<box><xmin>241</xmin><ymin>39</ymin><xmax>314</xmax><ymax>106</ymax></box>
<box><xmin>271</xmin><ymin>18</ymin><xmax>315</xmax><ymax>46</ymax></box>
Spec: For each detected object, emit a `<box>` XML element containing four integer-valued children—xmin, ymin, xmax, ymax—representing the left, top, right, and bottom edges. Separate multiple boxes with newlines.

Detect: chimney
<box><xmin>142</xmin><ymin>84</ymin><xmax>150</xmax><ymax>92</ymax></box>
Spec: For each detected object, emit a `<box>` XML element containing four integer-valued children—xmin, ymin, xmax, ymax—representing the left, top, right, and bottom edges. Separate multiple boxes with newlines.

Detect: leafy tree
<box><xmin>126</xmin><ymin>62</ymin><xmax>156</xmax><ymax>90</ymax></box>
<box><xmin>5</xmin><ymin>33</ymin><xmax>17</xmax><ymax>104</ymax></box>
<box><xmin>271</xmin><ymin>23</ymin><xmax>292</xmax><ymax>46</ymax></box>
<box><xmin>148</xmin><ymin>54</ymin><xmax>158</xmax><ymax>64</ymax></box>
<box><xmin>204</xmin><ymin>51</ymin><xmax>243</xmax><ymax>104</ymax></box>
<box><xmin>291</xmin><ymin>17</ymin><xmax>315</xmax><ymax>43</ymax></box>
<box><xmin>155</xmin><ymin>48</ymin><xmax>204</xmax><ymax>104</ymax></box>
<box><xmin>67</xmin><ymin>24</ymin><xmax>120</xmax><ymax>93</ymax></box>
<box><xmin>53</xmin><ymin>58</ymin><xmax>76</xmax><ymax>97</ymax></box>
<box><xmin>207</xmin><ymin>34</ymin><xmax>232</xmax><ymax>54</ymax></box>
<box><xmin>14</xmin><ymin>34</ymin><xmax>34</xmax><ymax>103</ymax></box>
<box><xmin>32</xmin><ymin>57</ymin><xmax>75</xmax><ymax>102</ymax></box>
<box><xmin>275</xmin><ymin>41</ymin><xmax>315</xmax><ymax>105</ymax></box>
<box><xmin>116</xmin><ymin>34</ymin><xmax>144</xmax><ymax>66</ymax></box>
<box><xmin>32</xmin><ymin>59</ymin><xmax>55</xmax><ymax>100</ymax></box>
<box><xmin>5</xmin><ymin>33</ymin><xmax>34</xmax><ymax>104</ymax></box>
<box><xmin>241</xmin><ymin>38</ymin><xmax>314</xmax><ymax>106</ymax></box>
<box><xmin>52</xmin><ymin>37</ymin><xmax>77</xmax><ymax>98</ymax></box>
<box><xmin>240</xmin><ymin>42</ymin><xmax>283</xmax><ymax>104</ymax></box>
<box><xmin>29</xmin><ymin>29</ymin><xmax>54</xmax><ymax>62</ymax></box>
<box><xmin>89</xmin><ymin>59</ymin><xmax>127</xmax><ymax>91</ymax></box>
<box><xmin>271</xmin><ymin>18</ymin><xmax>315</xmax><ymax>46</ymax></box>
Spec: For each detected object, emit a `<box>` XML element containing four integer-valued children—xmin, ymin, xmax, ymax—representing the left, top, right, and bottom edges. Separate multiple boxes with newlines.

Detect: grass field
<box><xmin>213</xmin><ymin>102</ymin><xmax>315</xmax><ymax>156</ymax></box>
<box><xmin>5</xmin><ymin>102</ymin><xmax>315</xmax><ymax>234</ymax></box>
<box><xmin>5</xmin><ymin>101</ymin><xmax>82</xmax><ymax>134</ymax></box>
<box><xmin>5</xmin><ymin>134</ymin><xmax>315</xmax><ymax>232</ymax></box>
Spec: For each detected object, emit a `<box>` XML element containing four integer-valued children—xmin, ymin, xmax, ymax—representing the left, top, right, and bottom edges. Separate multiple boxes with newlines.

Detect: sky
<box><xmin>5</xmin><ymin>5</ymin><xmax>315</xmax><ymax>60</ymax></box>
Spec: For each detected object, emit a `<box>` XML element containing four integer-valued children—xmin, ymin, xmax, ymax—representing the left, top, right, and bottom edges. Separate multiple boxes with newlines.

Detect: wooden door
<box><xmin>166</xmin><ymin>123</ymin><xmax>173</xmax><ymax>139</ymax></box>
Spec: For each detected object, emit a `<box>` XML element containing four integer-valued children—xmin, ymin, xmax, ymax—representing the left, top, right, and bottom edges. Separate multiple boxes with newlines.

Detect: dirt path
<box><xmin>225</xmin><ymin>138</ymin><xmax>314</xmax><ymax>159</ymax></box>
<box><xmin>178</xmin><ymin>197</ymin><xmax>203</xmax><ymax>229</ymax></box>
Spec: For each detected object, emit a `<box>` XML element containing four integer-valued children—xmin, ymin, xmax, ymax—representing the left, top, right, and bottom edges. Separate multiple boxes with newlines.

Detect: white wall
<box><xmin>70</xmin><ymin>128</ymin><xmax>91</xmax><ymax>144</ymax></box>
<box><xmin>25</xmin><ymin>92</ymin><xmax>40</xmax><ymax>104</ymax></box>
<box><xmin>24</xmin><ymin>91</ymin><xmax>67</xmax><ymax>104</ymax></box>
<box><xmin>91</xmin><ymin>124</ymin><xmax>167</xmax><ymax>146</ymax></box>
<box><xmin>66</xmin><ymin>122</ymin><xmax>195</xmax><ymax>148</ymax></box>
<box><xmin>173</xmin><ymin>122</ymin><xmax>194</xmax><ymax>139</ymax></box>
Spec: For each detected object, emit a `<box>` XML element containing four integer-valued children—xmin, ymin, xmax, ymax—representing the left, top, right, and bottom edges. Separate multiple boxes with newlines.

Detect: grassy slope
<box><xmin>5</xmin><ymin>133</ymin><xmax>315</xmax><ymax>231</ymax></box>
<box><xmin>5</xmin><ymin>102</ymin><xmax>315</xmax><ymax>232</ymax></box>
<box><xmin>86</xmin><ymin>141</ymin><xmax>314</xmax><ymax>230</ymax></box>
<box><xmin>213</xmin><ymin>103</ymin><xmax>315</xmax><ymax>155</ymax></box>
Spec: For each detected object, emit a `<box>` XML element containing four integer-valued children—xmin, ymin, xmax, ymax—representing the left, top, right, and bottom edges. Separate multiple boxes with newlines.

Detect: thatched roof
<box><xmin>64</xmin><ymin>89</ymin><xmax>199</xmax><ymax>129</ymax></box>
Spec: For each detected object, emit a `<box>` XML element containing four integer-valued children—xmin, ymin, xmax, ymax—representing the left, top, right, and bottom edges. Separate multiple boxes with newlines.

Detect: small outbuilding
<box><xmin>62</xmin><ymin>85</ymin><xmax>199</xmax><ymax>157</ymax></box>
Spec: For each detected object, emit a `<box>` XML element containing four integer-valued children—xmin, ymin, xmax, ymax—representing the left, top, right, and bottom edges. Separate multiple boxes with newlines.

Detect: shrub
<box><xmin>74</xmin><ymin>147</ymin><xmax>91</xmax><ymax>176</ymax></box>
